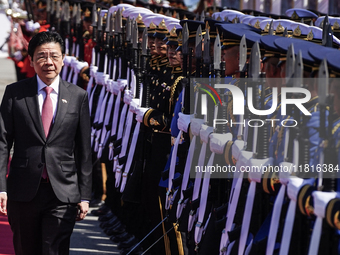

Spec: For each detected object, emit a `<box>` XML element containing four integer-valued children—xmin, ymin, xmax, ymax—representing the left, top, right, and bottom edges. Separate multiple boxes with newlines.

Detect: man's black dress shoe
<box><xmin>110</xmin><ymin>231</ymin><xmax>131</xmax><ymax>243</ymax></box>
<box><xmin>104</xmin><ymin>222</ymin><xmax>126</xmax><ymax>236</ymax></box>
<box><xmin>99</xmin><ymin>211</ymin><xmax>114</xmax><ymax>222</ymax></box>
<box><xmin>118</xmin><ymin>235</ymin><xmax>138</xmax><ymax>250</ymax></box>
<box><xmin>100</xmin><ymin>215</ymin><xmax>119</xmax><ymax>229</ymax></box>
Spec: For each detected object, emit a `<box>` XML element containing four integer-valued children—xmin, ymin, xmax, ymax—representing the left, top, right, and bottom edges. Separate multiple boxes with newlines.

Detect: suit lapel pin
<box><xmin>62</xmin><ymin>99</ymin><xmax>68</xmax><ymax>103</ymax></box>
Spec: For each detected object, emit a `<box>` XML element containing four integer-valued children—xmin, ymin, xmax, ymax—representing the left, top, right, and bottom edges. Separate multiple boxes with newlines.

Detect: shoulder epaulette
<box><xmin>172</xmin><ymin>66</ymin><xmax>182</xmax><ymax>74</ymax></box>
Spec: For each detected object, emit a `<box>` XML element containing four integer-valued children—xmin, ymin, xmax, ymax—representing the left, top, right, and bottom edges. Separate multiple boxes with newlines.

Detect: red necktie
<box><xmin>41</xmin><ymin>86</ymin><xmax>53</xmax><ymax>137</ymax></box>
<box><xmin>41</xmin><ymin>86</ymin><xmax>53</xmax><ymax>179</ymax></box>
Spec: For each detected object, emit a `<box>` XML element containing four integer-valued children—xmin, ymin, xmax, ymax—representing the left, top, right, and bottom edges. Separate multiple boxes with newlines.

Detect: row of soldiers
<box><xmin>12</xmin><ymin>0</ymin><xmax>340</xmax><ymax>254</ymax></box>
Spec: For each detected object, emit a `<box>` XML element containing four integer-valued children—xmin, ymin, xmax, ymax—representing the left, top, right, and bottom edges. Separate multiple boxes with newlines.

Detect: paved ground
<box><xmin>0</xmin><ymin>55</ymin><xmax>121</xmax><ymax>254</ymax></box>
<box><xmin>0</xmin><ymin>55</ymin><xmax>16</xmax><ymax>98</ymax></box>
<box><xmin>70</xmin><ymin>209</ymin><xmax>120</xmax><ymax>255</ymax></box>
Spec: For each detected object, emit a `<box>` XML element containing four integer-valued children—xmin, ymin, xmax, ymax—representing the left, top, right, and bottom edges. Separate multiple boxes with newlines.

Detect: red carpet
<box><xmin>0</xmin><ymin>215</ymin><xmax>14</xmax><ymax>255</ymax></box>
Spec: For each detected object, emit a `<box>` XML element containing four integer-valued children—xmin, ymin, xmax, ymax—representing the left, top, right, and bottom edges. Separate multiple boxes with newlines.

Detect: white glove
<box><xmin>70</xmin><ymin>57</ymin><xmax>78</xmax><ymax>69</ymax></box>
<box><xmin>200</xmin><ymin>125</ymin><xmax>214</xmax><ymax>144</ymax></box>
<box><xmin>90</xmin><ymin>65</ymin><xmax>98</xmax><ymax>77</ymax></box>
<box><xmin>95</xmin><ymin>72</ymin><xmax>106</xmax><ymax>85</ymax></box>
<box><xmin>129</xmin><ymin>99</ymin><xmax>140</xmax><ymax>114</ymax></box>
<box><xmin>136</xmin><ymin>107</ymin><xmax>149</xmax><ymax>123</ymax></box>
<box><xmin>117</xmin><ymin>79</ymin><xmax>128</xmax><ymax>91</ymax></box>
<box><xmin>112</xmin><ymin>81</ymin><xmax>119</xmax><ymax>95</ymax></box>
<box><xmin>106</xmin><ymin>79</ymin><xmax>113</xmax><ymax>92</ymax></box>
<box><xmin>25</xmin><ymin>20</ymin><xmax>34</xmax><ymax>32</ymax></box>
<box><xmin>74</xmin><ymin>60</ymin><xmax>89</xmax><ymax>73</ymax></box>
<box><xmin>63</xmin><ymin>55</ymin><xmax>73</xmax><ymax>66</ymax></box>
<box><xmin>232</xmin><ymin>139</ymin><xmax>245</xmax><ymax>161</ymax></box>
<box><xmin>177</xmin><ymin>113</ymin><xmax>191</xmax><ymax>133</ymax></box>
<box><xmin>209</xmin><ymin>133</ymin><xmax>233</xmax><ymax>154</ymax></box>
<box><xmin>190</xmin><ymin>118</ymin><xmax>205</xmax><ymax>136</ymax></box>
<box><xmin>13</xmin><ymin>51</ymin><xmax>22</xmax><ymax>61</ymax></box>
<box><xmin>123</xmin><ymin>90</ymin><xmax>133</xmax><ymax>105</ymax></box>
<box><xmin>33</xmin><ymin>22</ymin><xmax>40</xmax><ymax>31</ymax></box>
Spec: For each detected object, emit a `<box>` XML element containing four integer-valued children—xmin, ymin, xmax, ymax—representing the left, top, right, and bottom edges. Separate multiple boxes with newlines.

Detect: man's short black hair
<box><xmin>28</xmin><ymin>31</ymin><xmax>64</xmax><ymax>59</ymax></box>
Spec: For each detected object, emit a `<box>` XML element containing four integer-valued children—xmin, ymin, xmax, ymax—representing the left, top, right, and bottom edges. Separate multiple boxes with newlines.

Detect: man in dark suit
<box><xmin>0</xmin><ymin>31</ymin><xmax>92</xmax><ymax>254</ymax></box>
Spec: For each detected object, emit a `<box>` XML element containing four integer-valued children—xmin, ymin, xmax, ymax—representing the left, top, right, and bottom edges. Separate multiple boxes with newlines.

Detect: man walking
<box><xmin>0</xmin><ymin>31</ymin><xmax>92</xmax><ymax>255</ymax></box>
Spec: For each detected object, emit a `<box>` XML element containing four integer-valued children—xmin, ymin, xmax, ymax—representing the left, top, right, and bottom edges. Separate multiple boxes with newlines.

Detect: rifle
<box><xmin>76</xmin><ymin>3</ymin><xmax>84</xmax><ymax>61</ymax></box>
<box><xmin>195</xmin><ymin>25</ymin><xmax>202</xmax><ymax>78</ymax></box>
<box><xmin>265</xmin><ymin>44</ymin><xmax>296</xmax><ymax>255</ymax></box>
<box><xmin>238</xmin><ymin>41</ymin><xmax>266</xmax><ymax>254</ymax></box>
<box><xmin>219</xmin><ymin>34</ymin><xmax>248</xmax><ymax>255</ymax></box>
<box><xmin>24</xmin><ymin>0</ymin><xmax>34</xmax><ymax>22</ymax></box>
<box><xmin>315</xmin><ymin>58</ymin><xmax>338</xmax><ymax>255</ymax></box>
<box><xmin>60</xmin><ymin>2</ymin><xmax>70</xmax><ymax>55</ymax></box>
<box><xmin>121</xmin><ymin>26</ymin><xmax>150</xmax><ymax>202</ymax></box>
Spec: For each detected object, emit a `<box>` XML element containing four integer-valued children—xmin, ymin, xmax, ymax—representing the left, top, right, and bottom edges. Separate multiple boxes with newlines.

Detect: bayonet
<box><xmin>46</xmin><ymin>0</ymin><xmax>50</xmax><ymax>12</ymax></box>
<box><xmin>64</xmin><ymin>2</ymin><xmax>70</xmax><ymax>22</ymax></box>
<box><xmin>268</xmin><ymin>20</ymin><xmax>274</xmax><ymax>35</ymax></box>
<box><xmin>239</xmin><ymin>35</ymin><xmax>247</xmax><ymax>72</ymax></box>
<box><xmin>105</xmin><ymin>13</ymin><xmax>111</xmax><ymax>33</ymax></box>
<box><xmin>293</xmin><ymin>50</ymin><xmax>303</xmax><ymax>89</ymax></box>
<box><xmin>286</xmin><ymin>44</ymin><xmax>295</xmax><ymax>85</ymax></box>
<box><xmin>46</xmin><ymin>0</ymin><xmax>51</xmax><ymax>24</ymax></box>
<box><xmin>56</xmin><ymin>1</ymin><xmax>61</xmax><ymax>19</ymax></box>
<box><xmin>92</xmin><ymin>4</ymin><xmax>98</xmax><ymax>44</ymax></box>
<box><xmin>195</xmin><ymin>12</ymin><xmax>199</xmax><ymax>21</ymax></box>
<box><xmin>115</xmin><ymin>9</ymin><xmax>122</xmax><ymax>34</ymax></box>
<box><xmin>322</xmin><ymin>15</ymin><xmax>329</xmax><ymax>46</ymax></box>
<box><xmin>323</xmin><ymin>24</ymin><xmax>333</xmax><ymax>48</ymax></box>
<box><xmin>91</xmin><ymin>4</ymin><xmax>97</xmax><ymax>28</ymax></box>
<box><xmin>182</xmin><ymin>23</ymin><xmax>189</xmax><ymax>78</ymax></box>
<box><xmin>203</xmin><ymin>29</ymin><xmax>210</xmax><ymax>65</ymax></box>
<box><xmin>97</xmin><ymin>8</ymin><xmax>103</xmax><ymax>33</ymax></box>
<box><xmin>141</xmin><ymin>27</ymin><xmax>150</xmax><ymax>107</ymax></box>
<box><xmin>283</xmin><ymin>27</ymin><xmax>288</xmax><ymax>37</ymax></box>
<box><xmin>51</xmin><ymin>0</ymin><xmax>55</xmax><ymax>15</ymax></box>
<box><xmin>182</xmin><ymin>23</ymin><xmax>189</xmax><ymax>55</ymax></box>
<box><xmin>76</xmin><ymin>3</ymin><xmax>81</xmax><ymax>26</ymax></box>
<box><xmin>72</xmin><ymin>3</ymin><xmax>77</xmax><ymax>19</ymax></box>
<box><xmin>195</xmin><ymin>25</ymin><xmax>202</xmax><ymax>77</ymax></box>
<box><xmin>213</xmin><ymin>33</ymin><xmax>221</xmax><ymax>72</ymax></box>
<box><xmin>195</xmin><ymin>25</ymin><xmax>202</xmax><ymax>58</ymax></box>
<box><xmin>56</xmin><ymin>0</ymin><xmax>61</xmax><ymax>32</ymax></box>
<box><xmin>126</xmin><ymin>17</ymin><xmax>131</xmax><ymax>43</ymax></box>
<box><xmin>200</xmin><ymin>11</ymin><xmax>205</xmax><ymax>22</ymax></box>
<box><xmin>142</xmin><ymin>28</ymin><xmax>148</xmax><ymax>55</ymax></box>
<box><xmin>202</xmin><ymin>29</ymin><xmax>210</xmax><ymax>78</ymax></box>
<box><xmin>249</xmin><ymin>41</ymin><xmax>261</xmax><ymax>79</ymax></box>
<box><xmin>132</xmin><ymin>20</ymin><xmax>138</xmax><ymax>50</ymax></box>
<box><xmin>318</xmin><ymin>59</ymin><xmax>329</xmax><ymax>102</ymax></box>
<box><xmin>109</xmin><ymin>12</ymin><xmax>115</xmax><ymax>37</ymax></box>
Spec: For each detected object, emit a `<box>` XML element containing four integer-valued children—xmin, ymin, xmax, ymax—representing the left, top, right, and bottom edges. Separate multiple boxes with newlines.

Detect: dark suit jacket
<box><xmin>0</xmin><ymin>75</ymin><xmax>92</xmax><ymax>203</ymax></box>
